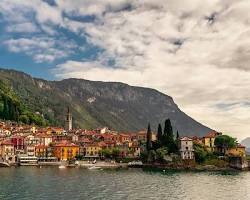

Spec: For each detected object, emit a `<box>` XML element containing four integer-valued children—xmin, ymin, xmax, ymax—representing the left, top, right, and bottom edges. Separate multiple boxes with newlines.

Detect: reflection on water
<box><xmin>0</xmin><ymin>167</ymin><xmax>249</xmax><ymax>200</ymax></box>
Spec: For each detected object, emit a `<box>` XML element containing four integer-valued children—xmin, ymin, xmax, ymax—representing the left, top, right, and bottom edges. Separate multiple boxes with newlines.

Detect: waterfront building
<box><xmin>128</xmin><ymin>142</ymin><xmax>141</xmax><ymax>158</ymax></box>
<box><xmin>226</xmin><ymin>144</ymin><xmax>246</xmax><ymax>157</ymax></box>
<box><xmin>52</xmin><ymin>134</ymin><xmax>70</xmax><ymax>143</ymax></box>
<box><xmin>83</xmin><ymin>143</ymin><xmax>101</xmax><ymax>158</ymax></box>
<box><xmin>179</xmin><ymin>137</ymin><xmax>194</xmax><ymax>160</ymax></box>
<box><xmin>25</xmin><ymin>135</ymin><xmax>40</xmax><ymax>145</ymax></box>
<box><xmin>26</xmin><ymin>144</ymin><xmax>36</xmax><ymax>157</ymax></box>
<box><xmin>0</xmin><ymin>140</ymin><xmax>15</xmax><ymax>163</ymax></box>
<box><xmin>11</xmin><ymin>135</ymin><xmax>25</xmax><ymax>155</ymax></box>
<box><xmin>35</xmin><ymin>144</ymin><xmax>48</xmax><ymax>158</ymax></box>
<box><xmin>202</xmin><ymin>131</ymin><xmax>222</xmax><ymax>152</ymax></box>
<box><xmin>53</xmin><ymin>141</ymin><xmax>79</xmax><ymax>161</ymax></box>
<box><xmin>36</xmin><ymin>133</ymin><xmax>53</xmax><ymax>146</ymax></box>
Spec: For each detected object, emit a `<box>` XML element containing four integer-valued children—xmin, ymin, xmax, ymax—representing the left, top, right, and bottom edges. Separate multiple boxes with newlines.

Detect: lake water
<box><xmin>0</xmin><ymin>167</ymin><xmax>249</xmax><ymax>200</ymax></box>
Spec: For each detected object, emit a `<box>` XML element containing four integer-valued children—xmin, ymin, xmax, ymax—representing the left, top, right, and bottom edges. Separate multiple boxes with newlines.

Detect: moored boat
<box><xmin>88</xmin><ymin>166</ymin><xmax>101</xmax><ymax>170</ymax></box>
<box><xmin>0</xmin><ymin>162</ymin><xmax>10</xmax><ymax>167</ymax></box>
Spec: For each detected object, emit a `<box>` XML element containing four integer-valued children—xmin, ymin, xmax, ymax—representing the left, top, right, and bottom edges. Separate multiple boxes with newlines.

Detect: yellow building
<box><xmin>203</xmin><ymin>131</ymin><xmax>221</xmax><ymax>152</ymax></box>
<box><xmin>226</xmin><ymin>144</ymin><xmax>246</xmax><ymax>157</ymax></box>
<box><xmin>53</xmin><ymin>141</ymin><xmax>79</xmax><ymax>161</ymax></box>
<box><xmin>84</xmin><ymin>143</ymin><xmax>101</xmax><ymax>157</ymax></box>
<box><xmin>35</xmin><ymin>144</ymin><xmax>47</xmax><ymax>158</ymax></box>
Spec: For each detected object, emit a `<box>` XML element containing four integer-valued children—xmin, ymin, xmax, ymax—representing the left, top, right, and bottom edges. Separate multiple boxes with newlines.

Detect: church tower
<box><xmin>65</xmin><ymin>106</ymin><xmax>72</xmax><ymax>131</ymax></box>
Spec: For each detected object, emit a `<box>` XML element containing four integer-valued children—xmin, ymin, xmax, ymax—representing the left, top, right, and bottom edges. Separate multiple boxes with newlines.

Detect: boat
<box><xmin>128</xmin><ymin>161</ymin><xmax>143</xmax><ymax>168</ymax></box>
<box><xmin>88</xmin><ymin>166</ymin><xmax>101</xmax><ymax>170</ymax></box>
<box><xmin>59</xmin><ymin>165</ymin><xmax>66</xmax><ymax>169</ymax></box>
<box><xmin>0</xmin><ymin>162</ymin><xmax>10</xmax><ymax>167</ymax></box>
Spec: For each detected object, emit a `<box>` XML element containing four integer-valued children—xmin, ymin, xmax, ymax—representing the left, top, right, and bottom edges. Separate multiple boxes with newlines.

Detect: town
<box><xmin>0</xmin><ymin>107</ymin><xmax>248</xmax><ymax>170</ymax></box>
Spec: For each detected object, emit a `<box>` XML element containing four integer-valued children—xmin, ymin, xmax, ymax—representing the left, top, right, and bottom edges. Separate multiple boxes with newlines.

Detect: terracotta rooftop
<box><xmin>54</xmin><ymin>140</ymin><xmax>78</xmax><ymax>147</ymax></box>
<box><xmin>204</xmin><ymin>131</ymin><xmax>220</xmax><ymax>138</ymax></box>
<box><xmin>1</xmin><ymin>140</ymin><xmax>14</xmax><ymax>146</ymax></box>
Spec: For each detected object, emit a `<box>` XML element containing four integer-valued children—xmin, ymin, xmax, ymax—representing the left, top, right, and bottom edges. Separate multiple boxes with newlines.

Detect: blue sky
<box><xmin>1</xmin><ymin>0</ymin><xmax>250</xmax><ymax>140</ymax></box>
<box><xmin>0</xmin><ymin>10</ymin><xmax>100</xmax><ymax>80</ymax></box>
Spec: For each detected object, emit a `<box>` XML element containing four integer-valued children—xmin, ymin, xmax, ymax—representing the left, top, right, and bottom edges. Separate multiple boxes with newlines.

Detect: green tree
<box><xmin>194</xmin><ymin>143</ymin><xmax>208</xmax><ymax>163</ymax></box>
<box><xmin>146</xmin><ymin>123</ymin><xmax>152</xmax><ymax>151</ymax></box>
<box><xmin>19</xmin><ymin>115</ymin><xmax>30</xmax><ymax>124</ymax></box>
<box><xmin>100</xmin><ymin>149</ymin><xmax>112</xmax><ymax>158</ymax></box>
<box><xmin>176</xmin><ymin>131</ymin><xmax>179</xmax><ymax>140</ymax></box>
<box><xmin>156</xmin><ymin>147</ymin><xmax>168</xmax><ymax>162</ymax></box>
<box><xmin>214</xmin><ymin>135</ymin><xmax>237</xmax><ymax>155</ymax></box>
<box><xmin>2</xmin><ymin>96</ymin><xmax>9</xmax><ymax>120</ymax></box>
<box><xmin>162</xmin><ymin>119</ymin><xmax>177</xmax><ymax>153</ymax></box>
<box><xmin>112</xmin><ymin>148</ymin><xmax>120</xmax><ymax>159</ymax></box>
<box><xmin>157</xmin><ymin>123</ymin><xmax>163</xmax><ymax>145</ymax></box>
<box><xmin>147</xmin><ymin>150</ymin><xmax>156</xmax><ymax>163</ymax></box>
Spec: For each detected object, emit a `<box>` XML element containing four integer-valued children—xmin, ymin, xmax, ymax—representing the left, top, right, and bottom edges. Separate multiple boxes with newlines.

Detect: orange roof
<box><xmin>85</xmin><ymin>143</ymin><xmax>99</xmax><ymax>147</ymax></box>
<box><xmin>1</xmin><ymin>140</ymin><xmax>14</xmax><ymax>146</ymax></box>
<box><xmin>35</xmin><ymin>144</ymin><xmax>47</xmax><ymax>149</ymax></box>
<box><xmin>119</xmin><ymin>133</ymin><xmax>130</xmax><ymax>137</ymax></box>
<box><xmin>204</xmin><ymin>131</ymin><xmax>219</xmax><ymax>138</ymax></box>
<box><xmin>54</xmin><ymin>140</ymin><xmax>79</xmax><ymax>147</ymax></box>
<box><xmin>35</xmin><ymin>132</ymin><xmax>52</xmax><ymax>138</ymax></box>
<box><xmin>98</xmin><ymin>141</ymin><xmax>107</xmax><ymax>147</ymax></box>
<box><xmin>79</xmin><ymin>138</ymin><xmax>91</xmax><ymax>143</ymax></box>
<box><xmin>237</xmin><ymin>144</ymin><xmax>245</xmax><ymax>148</ymax></box>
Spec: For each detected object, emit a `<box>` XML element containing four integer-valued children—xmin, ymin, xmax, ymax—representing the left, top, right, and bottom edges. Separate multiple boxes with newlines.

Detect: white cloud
<box><xmin>3</xmin><ymin>37</ymin><xmax>77</xmax><ymax>63</ymax></box>
<box><xmin>54</xmin><ymin>0</ymin><xmax>250</xmax><ymax>140</ymax></box>
<box><xmin>1</xmin><ymin>0</ymin><xmax>250</xmax><ymax>140</ymax></box>
<box><xmin>5</xmin><ymin>22</ymin><xmax>39</xmax><ymax>33</ymax></box>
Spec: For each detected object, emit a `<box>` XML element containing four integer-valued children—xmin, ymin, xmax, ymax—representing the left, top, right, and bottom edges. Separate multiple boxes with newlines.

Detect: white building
<box><xmin>179</xmin><ymin>137</ymin><xmax>194</xmax><ymax>160</ymax></box>
<box><xmin>0</xmin><ymin>140</ymin><xmax>15</xmax><ymax>163</ymax></box>
<box><xmin>26</xmin><ymin>145</ymin><xmax>36</xmax><ymax>157</ymax></box>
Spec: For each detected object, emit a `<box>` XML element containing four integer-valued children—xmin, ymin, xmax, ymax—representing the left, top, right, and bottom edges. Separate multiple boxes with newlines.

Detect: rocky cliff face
<box><xmin>0</xmin><ymin>68</ymin><xmax>212</xmax><ymax>136</ymax></box>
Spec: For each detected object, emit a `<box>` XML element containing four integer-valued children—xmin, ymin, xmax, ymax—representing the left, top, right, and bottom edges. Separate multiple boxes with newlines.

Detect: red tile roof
<box><xmin>237</xmin><ymin>144</ymin><xmax>245</xmax><ymax>148</ymax></box>
<box><xmin>1</xmin><ymin>140</ymin><xmax>14</xmax><ymax>146</ymax></box>
<box><xmin>54</xmin><ymin>140</ymin><xmax>79</xmax><ymax>147</ymax></box>
<box><xmin>204</xmin><ymin>131</ymin><xmax>220</xmax><ymax>138</ymax></box>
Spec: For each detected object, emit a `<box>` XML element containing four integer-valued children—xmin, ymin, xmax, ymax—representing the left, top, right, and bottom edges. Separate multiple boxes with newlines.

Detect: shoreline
<box><xmin>2</xmin><ymin>162</ymin><xmax>249</xmax><ymax>172</ymax></box>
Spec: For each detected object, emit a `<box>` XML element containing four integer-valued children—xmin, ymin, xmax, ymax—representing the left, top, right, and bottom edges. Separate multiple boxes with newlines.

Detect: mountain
<box><xmin>0</xmin><ymin>68</ymin><xmax>212</xmax><ymax>136</ymax></box>
<box><xmin>241</xmin><ymin>138</ymin><xmax>250</xmax><ymax>153</ymax></box>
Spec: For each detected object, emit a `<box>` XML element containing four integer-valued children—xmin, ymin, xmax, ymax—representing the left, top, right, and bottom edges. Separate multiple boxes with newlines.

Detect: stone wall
<box><xmin>229</xmin><ymin>157</ymin><xmax>249</xmax><ymax>170</ymax></box>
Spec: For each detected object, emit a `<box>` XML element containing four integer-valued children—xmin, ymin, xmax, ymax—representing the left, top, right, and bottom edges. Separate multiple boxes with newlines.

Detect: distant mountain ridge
<box><xmin>241</xmin><ymin>137</ymin><xmax>250</xmax><ymax>153</ymax></box>
<box><xmin>0</xmin><ymin>68</ymin><xmax>212</xmax><ymax>136</ymax></box>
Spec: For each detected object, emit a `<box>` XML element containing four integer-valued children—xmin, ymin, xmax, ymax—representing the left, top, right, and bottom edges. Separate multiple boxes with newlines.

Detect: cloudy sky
<box><xmin>1</xmin><ymin>0</ymin><xmax>250</xmax><ymax>140</ymax></box>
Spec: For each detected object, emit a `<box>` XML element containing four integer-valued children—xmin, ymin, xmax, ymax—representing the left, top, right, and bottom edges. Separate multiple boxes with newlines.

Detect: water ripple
<box><xmin>0</xmin><ymin>168</ymin><xmax>249</xmax><ymax>200</ymax></box>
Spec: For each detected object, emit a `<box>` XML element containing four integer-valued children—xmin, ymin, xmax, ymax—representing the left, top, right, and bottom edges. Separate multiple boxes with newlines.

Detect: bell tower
<box><xmin>65</xmin><ymin>106</ymin><xmax>72</xmax><ymax>131</ymax></box>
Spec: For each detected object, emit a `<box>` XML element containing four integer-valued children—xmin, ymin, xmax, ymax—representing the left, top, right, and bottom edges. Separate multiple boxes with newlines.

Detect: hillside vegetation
<box><xmin>0</xmin><ymin>80</ymin><xmax>46</xmax><ymax>126</ymax></box>
<box><xmin>0</xmin><ymin>68</ymin><xmax>212</xmax><ymax>136</ymax></box>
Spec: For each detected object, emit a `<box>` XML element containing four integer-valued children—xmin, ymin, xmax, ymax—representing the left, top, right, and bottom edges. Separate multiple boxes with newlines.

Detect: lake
<box><xmin>0</xmin><ymin>167</ymin><xmax>249</xmax><ymax>200</ymax></box>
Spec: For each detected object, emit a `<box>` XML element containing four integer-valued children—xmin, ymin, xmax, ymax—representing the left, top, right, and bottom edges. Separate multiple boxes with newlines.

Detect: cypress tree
<box><xmin>176</xmin><ymin>131</ymin><xmax>180</xmax><ymax>140</ymax></box>
<box><xmin>163</xmin><ymin>119</ymin><xmax>171</xmax><ymax>146</ymax></box>
<box><xmin>146</xmin><ymin>123</ymin><xmax>152</xmax><ymax>151</ymax></box>
<box><xmin>157</xmin><ymin>123</ymin><xmax>163</xmax><ymax>144</ymax></box>
<box><xmin>163</xmin><ymin>119</ymin><xmax>176</xmax><ymax>152</ymax></box>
